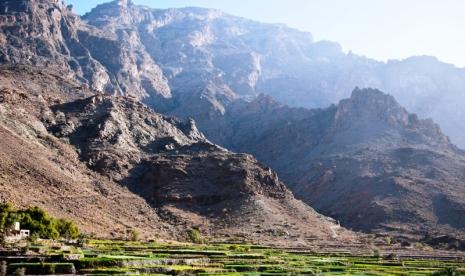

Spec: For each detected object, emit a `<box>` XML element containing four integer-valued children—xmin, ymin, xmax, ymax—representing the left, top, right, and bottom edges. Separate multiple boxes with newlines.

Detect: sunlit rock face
<box><xmin>80</xmin><ymin>1</ymin><xmax>465</xmax><ymax>148</ymax></box>
<box><xmin>3</xmin><ymin>0</ymin><xmax>465</xmax><ymax>147</ymax></box>
<box><xmin>0</xmin><ymin>0</ymin><xmax>170</xmax><ymax>100</ymax></box>
<box><xmin>2</xmin><ymin>0</ymin><xmax>465</xmax><ymax>242</ymax></box>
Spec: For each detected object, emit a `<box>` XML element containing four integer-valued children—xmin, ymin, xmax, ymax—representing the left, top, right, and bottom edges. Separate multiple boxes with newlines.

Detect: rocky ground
<box><xmin>207</xmin><ymin>88</ymin><xmax>465</xmax><ymax>243</ymax></box>
<box><xmin>1</xmin><ymin>0</ymin><xmax>465</xmax><ymax>248</ymax></box>
<box><xmin>0</xmin><ymin>65</ymin><xmax>356</xmax><ymax>245</ymax></box>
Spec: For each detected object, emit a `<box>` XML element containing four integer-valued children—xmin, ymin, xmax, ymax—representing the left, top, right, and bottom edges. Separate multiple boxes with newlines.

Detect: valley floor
<box><xmin>1</xmin><ymin>239</ymin><xmax>465</xmax><ymax>275</ymax></box>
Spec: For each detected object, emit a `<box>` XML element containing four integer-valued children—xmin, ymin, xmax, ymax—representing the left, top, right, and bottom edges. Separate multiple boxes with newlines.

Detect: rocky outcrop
<box><xmin>2</xmin><ymin>0</ymin><xmax>465</xmax><ymax>243</ymax></box>
<box><xmin>81</xmin><ymin>1</ymin><xmax>465</xmax><ymax>148</ymax></box>
<box><xmin>47</xmin><ymin>95</ymin><xmax>205</xmax><ymax>180</ymax></box>
<box><xmin>0</xmin><ymin>0</ymin><xmax>170</xmax><ymax>99</ymax></box>
<box><xmin>211</xmin><ymin>88</ymin><xmax>465</xmax><ymax>240</ymax></box>
<box><xmin>0</xmin><ymin>66</ymin><xmax>354</xmax><ymax>244</ymax></box>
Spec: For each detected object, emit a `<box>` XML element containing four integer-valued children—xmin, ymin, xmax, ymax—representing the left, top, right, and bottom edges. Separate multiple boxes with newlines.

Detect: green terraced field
<box><xmin>2</xmin><ymin>240</ymin><xmax>465</xmax><ymax>275</ymax></box>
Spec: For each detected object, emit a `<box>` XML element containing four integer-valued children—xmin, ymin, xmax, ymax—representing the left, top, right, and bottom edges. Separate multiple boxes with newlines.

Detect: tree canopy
<box><xmin>0</xmin><ymin>203</ymin><xmax>80</xmax><ymax>239</ymax></box>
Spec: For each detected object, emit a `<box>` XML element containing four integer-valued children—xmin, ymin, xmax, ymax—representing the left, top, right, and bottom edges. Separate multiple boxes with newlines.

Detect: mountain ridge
<box><xmin>0</xmin><ymin>65</ymin><xmax>355</xmax><ymax>245</ymax></box>
<box><xmin>3</xmin><ymin>0</ymin><xmax>465</xmax><ymax>147</ymax></box>
<box><xmin>1</xmin><ymin>0</ymin><xmax>465</xmax><ymax>245</ymax></box>
<box><xmin>81</xmin><ymin>0</ymin><xmax>465</xmax><ymax>148</ymax></box>
<box><xmin>208</xmin><ymin>87</ymin><xmax>465</xmax><ymax>240</ymax></box>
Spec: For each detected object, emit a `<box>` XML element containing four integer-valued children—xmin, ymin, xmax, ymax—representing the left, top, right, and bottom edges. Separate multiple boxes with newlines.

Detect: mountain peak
<box><xmin>83</xmin><ymin>0</ymin><xmax>140</xmax><ymax>26</ymax></box>
<box><xmin>114</xmin><ymin>0</ymin><xmax>133</xmax><ymax>7</ymax></box>
<box><xmin>327</xmin><ymin>87</ymin><xmax>453</xmax><ymax>150</ymax></box>
<box><xmin>349</xmin><ymin>87</ymin><xmax>399</xmax><ymax>107</ymax></box>
<box><xmin>336</xmin><ymin>87</ymin><xmax>408</xmax><ymax>126</ymax></box>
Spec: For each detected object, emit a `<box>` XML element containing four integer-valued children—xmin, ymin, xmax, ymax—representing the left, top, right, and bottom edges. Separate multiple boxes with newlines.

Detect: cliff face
<box><xmin>208</xmin><ymin>88</ymin><xmax>465</xmax><ymax>239</ymax></box>
<box><xmin>0</xmin><ymin>0</ymin><xmax>100</xmax><ymax>87</ymax></box>
<box><xmin>0</xmin><ymin>65</ymin><xmax>353</xmax><ymax>244</ymax></box>
<box><xmin>2</xmin><ymin>0</ymin><xmax>465</xmax><ymax>243</ymax></box>
<box><xmin>82</xmin><ymin>0</ymin><xmax>317</xmax><ymax>128</ymax></box>
<box><xmin>0</xmin><ymin>0</ymin><xmax>170</xmax><ymax>99</ymax></box>
<box><xmin>81</xmin><ymin>1</ymin><xmax>465</xmax><ymax>148</ymax></box>
<box><xmin>3</xmin><ymin>0</ymin><xmax>465</xmax><ymax>147</ymax></box>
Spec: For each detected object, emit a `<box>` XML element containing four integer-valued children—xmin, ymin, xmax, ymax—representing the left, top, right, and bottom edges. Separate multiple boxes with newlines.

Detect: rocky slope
<box><xmin>0</xmin><ymin>0</ymin><xmax>170</xmax><ymax>99</ymax></box>
<box><xmin>2</xmin><ymin>0</ymin><xmax>465</xmax><ymax>146</ymax></box>
<box><xmin>0</xmin><ymin>65</ymin><xmax>173</xmax><ymax>240</ymax></box>
<box><xmin>2</xmin><ymin>0</ymin><xmax>465</xmax><ymax>243</ymax></box>
<box><xmin>80</xmin><ymin>0</ymin><xmax>465</xmax><ymax>148</ymax></box>
<box><xmin>0</xmin><ymin>65</ymin><xmax>353</xmax><ymax>244</ymax></box>
<box><xmin>210</xmin><ymin>88</ymin><xmax>465</xmax><ymax>240</ymax></box>
<box><xmin>6</xmin><ymin>0</ymin><xmax>463</xmax><ymax>146</ymax></box>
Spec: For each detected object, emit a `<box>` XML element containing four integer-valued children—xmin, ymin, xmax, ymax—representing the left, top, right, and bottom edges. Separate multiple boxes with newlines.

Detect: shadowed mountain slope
<box><xmin>2</xmin><ymin>0</ymin><xmax>465</xmax><ymax>244</ymax></box>
<box><xmin>0</xmin><ymin>66</ymin><xmax>354</xmax><ymax>245</ymax></box>
<box><xmin>3</xmin><ymin>0</ymin><xmax>465</xmax><ymax>146</ymax></box>
<box><xmin>82</xmin><ymin>0</ymin><xmax>465</xmax><ymax>148</ymax></box>
<box><xmin>208</xmin><ymin>88</ymin><xmax>465</xmax><ymax>240</ymax></box>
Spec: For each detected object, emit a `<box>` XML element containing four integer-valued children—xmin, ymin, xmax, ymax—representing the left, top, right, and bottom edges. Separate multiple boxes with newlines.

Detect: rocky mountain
<box><xmin>2</xmin><ymin>0</ymin><xmax>465</xmax><ymax>146</ymax></box>
<box><xmin>1</xmin><ymin>0</ymin><xmax>465</xmax><ymax>244</ymax></box>
<box><xmin>0</xmin><ymin>65</ymin><xmax>173</xmax><ymax>239</ymax></box>
<box><xmin>0</xmin><ymin>65</ymin><xmax>354</xmax><ymax>244</ymax></box>
<box><xmin>78</xmin><ymin>0</ymin><xmax>465</xmax><ymax>148</ymax></box>
<box><xmin>0</xmin><ymin>0</ymin><xmax>170</xmax><ymax>99</ymax></box>
<box><xmin>209</xmin><ymin>87</ymin><xmax>465</xmax><ymax>240</ymax></box>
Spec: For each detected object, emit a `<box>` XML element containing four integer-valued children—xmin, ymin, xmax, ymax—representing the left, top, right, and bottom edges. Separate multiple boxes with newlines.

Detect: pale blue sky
<box><xmin>68</xmin><ymin>0</ymin><xmax>465</xmax><ymax>68</ymax></box>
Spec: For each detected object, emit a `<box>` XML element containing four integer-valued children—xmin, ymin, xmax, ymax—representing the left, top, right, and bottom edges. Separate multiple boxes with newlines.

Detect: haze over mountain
<box><xmin>211</xmin><ymin>88</ymin><xmax>465</xmax><ymax>240</ymax></box>
<box><xmin>85</xmin><ymin>0</ymin><xmax>465</xmax><ymax>148</ymax></box>
<box><xmin>2</xmin><ymin>0</ymin><xmax>465</xmax><ymax>147</ymax></box>
<box><xmin>1</xmin><ymin>0</ymin><xmax>465</xmax><ymax>245</ymax></box>
<box><xmin>0</xmin><ymin>64</ymin><xmax>354</xmax><ymax>244</ymax></box>
<box><xmin>0</xmin><ymin>0</ymin><xmax>352</xmax><ymax>244</ymax></box>
<box><xmin>69</xmin><ymin>0</ymin><xmax>465</xmax><ymax>69</ymax></box>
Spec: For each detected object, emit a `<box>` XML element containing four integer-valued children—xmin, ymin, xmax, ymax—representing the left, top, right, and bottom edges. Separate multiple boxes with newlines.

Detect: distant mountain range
<box><xmin>2</xmin><ymin>0</ymin><xmax>465</xmax><ymax>148</ymax></box>
<box><xmin>1</xmin><ymin>0</ymin><xmax>465</xmax><ymax>245</ymax></box>
<box><xmin>83</xmin><ymin>0</ymin><xmax>465</xmax><ymax>149</ymax></box>
<box><xmin>0</xmin><ymin>65</ymin><xmax>353</xmax><ymax>244</ymax></box>
<box><xmin>210</xmin><ymin>88</ymin><xmax>465</xmax><ymax>240</ymax></box>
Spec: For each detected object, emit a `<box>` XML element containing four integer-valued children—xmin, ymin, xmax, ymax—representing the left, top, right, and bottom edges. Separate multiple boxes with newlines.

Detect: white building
<box><xmin>6</xmin><ymin>222</ymin><xmax>30</xmax><ymax>242</ymax></box>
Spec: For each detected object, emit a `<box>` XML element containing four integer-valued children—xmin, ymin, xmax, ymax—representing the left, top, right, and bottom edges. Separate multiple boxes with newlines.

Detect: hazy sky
<box><xmin>68</xmin><ymin>0</ymin><xmax>465</xmax><ymax>68</ymax></box>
